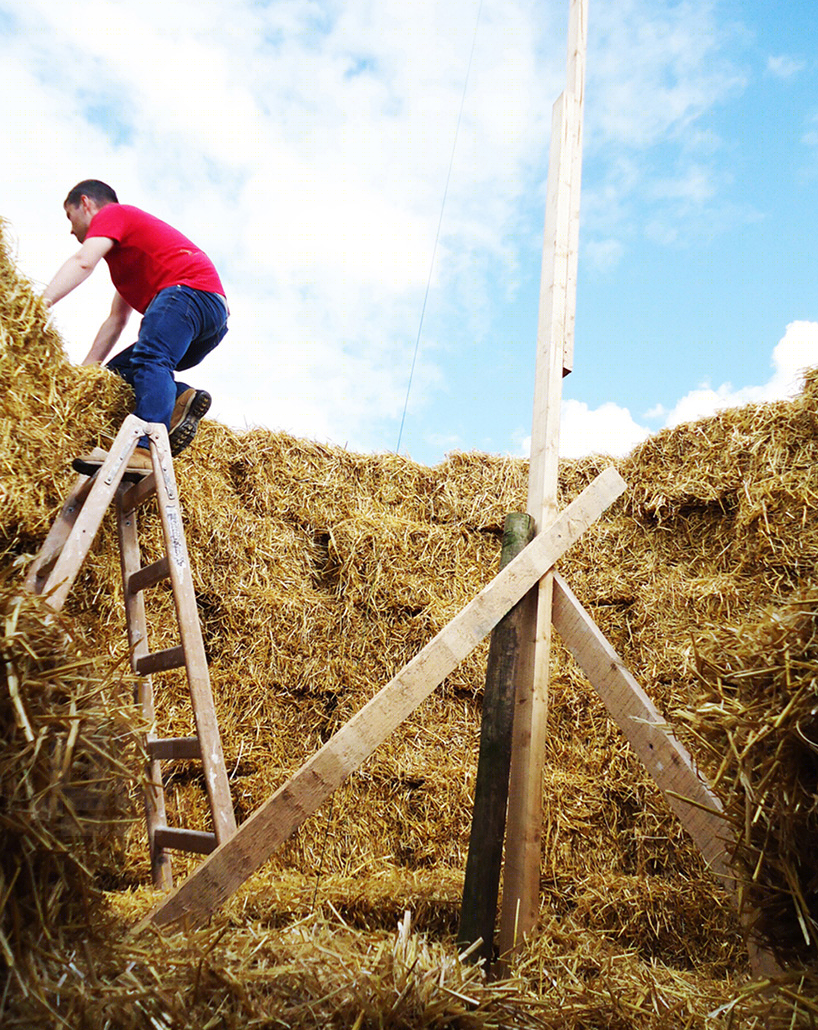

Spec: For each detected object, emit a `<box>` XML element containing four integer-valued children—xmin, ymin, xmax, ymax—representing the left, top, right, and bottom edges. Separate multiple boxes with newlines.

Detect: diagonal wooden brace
<box><xmin>552</xmin><ymin>572</ymin><xmax>783</xmax><ymax>977</ymax></box>
<box><xmin>136</xmin><ymin>466</ymin><xmax>627</xmax><ymax>931</ymax></box>
<box><xmin>551</xmin><ymin>573</ymin><xmax>734</xmax><ymax>887</ymax></box>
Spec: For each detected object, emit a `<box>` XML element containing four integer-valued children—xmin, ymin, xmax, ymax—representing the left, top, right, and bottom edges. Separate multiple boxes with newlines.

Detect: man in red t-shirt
<box><xmin>43</xmin><ymin>179</ymin><xmax>228</xmax><ymax>475</ymax></box>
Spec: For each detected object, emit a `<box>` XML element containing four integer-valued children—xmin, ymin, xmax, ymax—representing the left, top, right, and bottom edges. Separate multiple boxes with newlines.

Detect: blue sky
<box><xmin>2</xmin><ymin>0</ymin><xmax>817</xmax><ymax>465</ymax></box>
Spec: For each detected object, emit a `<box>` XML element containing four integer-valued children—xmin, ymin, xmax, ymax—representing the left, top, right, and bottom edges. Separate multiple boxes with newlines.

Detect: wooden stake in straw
<box><xmin>459</xmin><ymin>513</ymin><xmax>534</xmax><ymax>969</ymax></box>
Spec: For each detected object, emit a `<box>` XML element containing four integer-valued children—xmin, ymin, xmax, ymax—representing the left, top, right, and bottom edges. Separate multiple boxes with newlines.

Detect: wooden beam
<box><xmin>136</xmin><ymin>467</ymin><xmax>626</xmax><ymax>932</ymax></box>
<box><xmin>501</xmin><ymin>0</ymin><xmax>588</xmax><ymax>956</ymax></box>
<box><xmin>562</xmin><ymin>0</ymin><xmax>587</xmax><ymax>376</ymax></box>
<box><xmin>459</xmin><ymin>513</ymin><xmax>534</xmax><ymax>969</ymax></box>
<box><xmin>551</xmin><ymin>573</ymin><xmax>734</xmax><ymax>885</ymax></box>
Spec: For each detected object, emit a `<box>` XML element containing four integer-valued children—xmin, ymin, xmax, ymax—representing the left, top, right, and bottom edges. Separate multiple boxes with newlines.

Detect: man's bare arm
<box><xmin>81</xmin><ymin>292</ymin><xmax>133</xmax><ymax>365</ymax></box>
<box><xmin>42</xmin><ymin>236</ymin><xmax>114</xmax><ymax>305</ymax></box>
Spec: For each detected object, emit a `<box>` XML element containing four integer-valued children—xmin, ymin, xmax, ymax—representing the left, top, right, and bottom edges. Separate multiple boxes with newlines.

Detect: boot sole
<box><xmin>169</xmin><ymin>390</ymin><xmax>212</xmax><ymax>456</ymax></box>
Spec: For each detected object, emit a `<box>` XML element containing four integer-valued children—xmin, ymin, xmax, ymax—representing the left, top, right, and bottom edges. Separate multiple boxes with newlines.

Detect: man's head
<box><xmin>63</xmin><ymin>180</ymin><xmax>118</xmax><ymax>243</ymax></box>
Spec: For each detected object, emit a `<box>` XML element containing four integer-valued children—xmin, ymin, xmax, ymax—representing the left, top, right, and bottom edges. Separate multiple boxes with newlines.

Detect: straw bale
<box><xmin>323</xmin><ymin>511</ymin><xmax>499</xmax><ymax>615</ymax></box>
<box><xmin>0</xmin><ymin>569</ymin><xmax>143</xmax><ymax>969</ymax></box>
<box><xmin>431</xmin><ymin>450</ymin><xmax>527</xmax><ymax>529</ymax></box>
<box><xmin>204</xmin><ymin>425</ymin><xmax>445</xmax><ymax>527</ymax></box>
<box><xmin>0</xmin><ymin>229</ymin><xmax>124</xmax><ymax>567</ymax></box>
<box><xmin>5</xmin><ymin>906</ymin><xmax>579</xmax><ymax>1030</ymax></box>
<box><xmin>686</xmin><ymin>592</ymin><xmax>818</xmax><ymax>966</ymax></box>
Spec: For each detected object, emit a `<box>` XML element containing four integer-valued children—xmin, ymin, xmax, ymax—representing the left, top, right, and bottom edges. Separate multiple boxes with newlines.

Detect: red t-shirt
<box><xmin>85</xmin><ymin>204</ymin><xmax>226</xmax><ymax>314</ymax></box>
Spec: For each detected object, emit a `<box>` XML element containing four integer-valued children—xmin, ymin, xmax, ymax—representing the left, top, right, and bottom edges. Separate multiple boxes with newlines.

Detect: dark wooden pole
<box><xmin>458</xmin><ymin>512</ymin><xmax>534</xmax><ymax>970</ymax></box>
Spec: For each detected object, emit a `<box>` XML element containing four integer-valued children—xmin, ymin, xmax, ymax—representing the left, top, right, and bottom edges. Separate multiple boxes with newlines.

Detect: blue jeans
<box><xmin>106</xmin><ymin>285</ymin><xmax>228</xmax><ymax>430</ymax></box>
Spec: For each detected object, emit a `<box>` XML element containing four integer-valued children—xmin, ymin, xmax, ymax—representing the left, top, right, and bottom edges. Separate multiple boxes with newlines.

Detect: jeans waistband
<box><xmin>147</xmin><ymin>284</ymin><xmax>228</xmax><ymax>316</ymax></box>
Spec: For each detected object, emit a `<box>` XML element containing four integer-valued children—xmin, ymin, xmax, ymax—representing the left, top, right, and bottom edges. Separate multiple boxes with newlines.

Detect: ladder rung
<box><xmin>120</xmin><ymin>473</ymin><xmax>157</xmax><ymax>514</ymax></box>
<box><xmin>128</xmin><ymin>556</ymin><xmax>171</xmax><ymax>594</ymax></box>
<box><xmin>136</xmin><ymin>645</ymin><xmax>186</xmax><ymax>676</ymax></box>
<box><xmin>147</xmin><ymin>736</ymin><xmax>202</xmax><ymax>761</ymax></box>
<box><xmin>153</xmin><ymin>827</ymin><xmax>217</xmax><ymax>855</ymax></box>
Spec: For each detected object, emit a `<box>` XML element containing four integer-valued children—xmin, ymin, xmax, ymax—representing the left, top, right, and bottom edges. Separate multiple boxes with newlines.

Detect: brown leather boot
<box><xmin>169</xmin><ymin>389</ymin><xmax>212</xmax><ymax>456</ymax></box>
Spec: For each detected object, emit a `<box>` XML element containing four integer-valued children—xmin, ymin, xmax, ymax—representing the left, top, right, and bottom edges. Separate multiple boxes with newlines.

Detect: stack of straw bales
<box><xmin>2</xmin><ymin>215</ymin><xmax>817</xmax><ymax>1026</ymax></box>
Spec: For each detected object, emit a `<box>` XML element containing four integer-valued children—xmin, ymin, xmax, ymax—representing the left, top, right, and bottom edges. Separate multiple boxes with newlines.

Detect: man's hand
<box><xmin>81</xmin><ymin>291</ymin><xmax>133</xmax><ymax>365</ymax></box>
<box><xmin>42</xmin><ymin>236</ymin><xmax>114</xmax><ymax>306</ymax></box>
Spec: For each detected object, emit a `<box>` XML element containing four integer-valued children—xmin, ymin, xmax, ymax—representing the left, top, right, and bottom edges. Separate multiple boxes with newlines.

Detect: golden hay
<box><xmin>684</xmin><ymin>592</ymin><xmax>818</xmax><ymax>966</ymax></box>
<box><xmin>0</xmin><ymin>571</ymin><xmax>144</xmax><ymax>1005</ymax></box>
<box><xmin>3</xmin><ymin>214</ymin><xmax>818</xmax><ymax>1026</ymax></box>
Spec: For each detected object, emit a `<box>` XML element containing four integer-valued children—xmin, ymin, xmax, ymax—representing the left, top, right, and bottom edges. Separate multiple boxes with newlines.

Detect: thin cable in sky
<box><xmin>395</xmin><ymin>0</ymin><xmax>484</xmax><ymax>454</ymax></box>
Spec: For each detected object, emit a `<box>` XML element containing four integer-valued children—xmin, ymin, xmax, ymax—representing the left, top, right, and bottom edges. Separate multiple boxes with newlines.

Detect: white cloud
<box><xmin>802</xmin><ymin>114</ymin><xmax>818</xmax><ymax>149</ymax></box>
<box><xmin>648</xmin><ymin>164</ymin><xmax>717</xmax><ymax>204</ymax></box>
<box><xmin>643</xmin><ymin>403</ymin><xmax>667</xmax><ymax>420</ymax></box>
<box><xmin>588</xmin><ymin>0</ymin><xmax>747</xmax><ymax>150</ymax></box>
<box><xmin>560</xmin><ymin>399</ymin><xmax>650</xmax><ymax>457</ymax></box>
<box><xmin>514</xmin><ymin>324</ymin><xmax>818</xmax><ymax>463</ymax></box>
<box><xmin>517</xmin><ymin>398</ymin><xmax>650</xmax><ymax>460</ymax></box>
<box><xmin>0</xmin><ymin>0</ymin><xmax>565</xmax><ymax>459</ymax></box>
<box><xmin>581</xmin><ymin>0</ymin><xmax>751</xmax><ymax>256</ymax></box>
<box><xmin>663</xmin><ymin>321</ymin><xmax>818</xmax><ymax>427</ymax></box>
<box><xmin>1</xmin><ymin>0</ymin><xmax>806</xmax><ymax>470</ymax></box>
<box><xmin>767</xmin><ymin>55</ymin><xmax>805</xmax><ymax>79</ymax></box>
<box><xmin>585</xmin><ymin>238</ymin><xmax>624</xmax><ymax>272</ymax></box>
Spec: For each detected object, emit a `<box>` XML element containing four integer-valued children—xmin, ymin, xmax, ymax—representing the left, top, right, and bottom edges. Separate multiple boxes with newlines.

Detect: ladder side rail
<box><xmin>146</xmin><ymin>425</ymin><xmax>237</xmax><ymax>844</ymax></box>
<box><xmin>33</xmin><ymin>416</ymin><xmax>148</xmax><ymax>610</ymax></box>
<box><xmin>116</xmin><ymin>484</ymin><xmax>174</xmax><ymax>890</ymax></box>
<box><xmin>24</xmin><ymin>474</ymin><xmax>94</xmax><ymax>593</ymax></box>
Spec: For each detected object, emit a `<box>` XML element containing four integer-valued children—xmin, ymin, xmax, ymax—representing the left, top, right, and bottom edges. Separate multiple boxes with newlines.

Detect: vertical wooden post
<box><xmin>499</xmin><ymin>0</ymin><xmax>587</xmax><ymax>957</ymax></box>
<box><xmin>459</xmin><ymin>513</ymin><xmax>534</xmax><ymax>969</ymax></box>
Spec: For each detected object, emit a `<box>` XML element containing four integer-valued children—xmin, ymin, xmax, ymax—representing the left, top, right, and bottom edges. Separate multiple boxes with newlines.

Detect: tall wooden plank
<box><xmin>137</xmin><ymin>468</ymin><xmax>625</xmax><ymax>932</ymax></box>
<box><xmin>500</xmin><ymin>0</ymin><xmax>588</xmax><ymax>956</ymax></box>
<box><xmin>562</xmin><ymin>0</ymin><xmax>587</xmax><ymax>375</ymax></box>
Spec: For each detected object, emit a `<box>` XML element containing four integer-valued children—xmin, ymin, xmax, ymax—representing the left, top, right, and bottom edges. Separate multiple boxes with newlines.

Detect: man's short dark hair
<box><xmin>64</xmin><ymin>180</ymin><xmax>119</xmax><ymax>208</ymax></box>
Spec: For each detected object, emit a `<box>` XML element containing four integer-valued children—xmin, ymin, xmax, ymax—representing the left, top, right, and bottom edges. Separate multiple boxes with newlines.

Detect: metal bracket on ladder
<box><xmin>24</xmin><ymin>414</ymin><xmax>237</xmax><ymax>888</ymax></box>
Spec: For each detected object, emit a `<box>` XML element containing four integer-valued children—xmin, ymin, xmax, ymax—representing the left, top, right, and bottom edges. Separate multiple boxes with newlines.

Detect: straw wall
<box><xmin>2</xmin><ymin>217</ymin><xmax>817</xmax><ymax>1027</ymax></box>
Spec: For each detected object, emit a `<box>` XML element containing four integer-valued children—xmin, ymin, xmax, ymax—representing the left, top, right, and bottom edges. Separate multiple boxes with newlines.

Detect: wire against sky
<box><xmin>395</xmin><ymin>0</ymin><xmax>485</xmax><ymax>455</ymax></box>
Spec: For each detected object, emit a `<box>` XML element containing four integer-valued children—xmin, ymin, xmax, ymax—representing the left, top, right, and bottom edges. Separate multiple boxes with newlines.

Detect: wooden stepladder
<box><xmin>24</xmin><ymin>414</ymin><xmax>236</xmax><ymax>888</ymax></box>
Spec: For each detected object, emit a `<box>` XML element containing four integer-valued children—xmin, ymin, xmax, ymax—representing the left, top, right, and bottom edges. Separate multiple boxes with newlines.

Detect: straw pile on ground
<box><xmin>2</xmin><ymin>214</ymin><xmax>818</xmax><ymax>1027</ymax></box>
